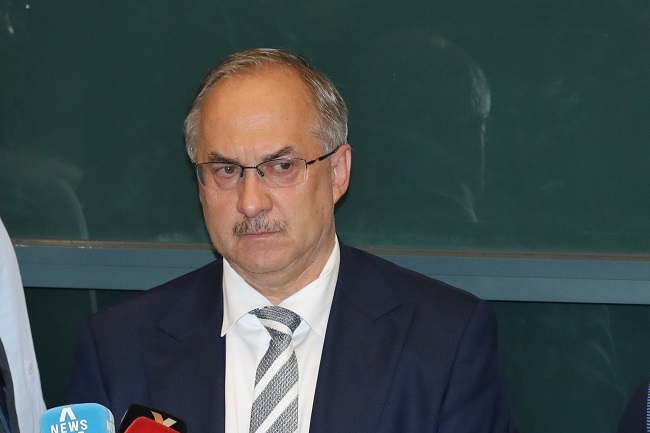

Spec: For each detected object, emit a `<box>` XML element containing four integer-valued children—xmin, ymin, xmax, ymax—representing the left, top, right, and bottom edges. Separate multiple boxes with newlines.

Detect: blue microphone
<box><xmin>40</xmin><ymin>403</ymin><xmax>115</xmax><ymax>433</ymax></box>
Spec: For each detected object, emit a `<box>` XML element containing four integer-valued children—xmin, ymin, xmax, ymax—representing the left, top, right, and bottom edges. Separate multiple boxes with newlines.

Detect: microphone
<box><xmin>118</xmin><ymin>404</ymin><xmax>186</xmax><ymax>433</ymax></box>
<box><xmin>123</xmin><ymin>418</ymin><xmax>179</xmax><ymax>433</ymax></box>
<box><xmin>40</xmin><ymin>403</ymin><xmax>115</xmax><ymax>433</ymax></box>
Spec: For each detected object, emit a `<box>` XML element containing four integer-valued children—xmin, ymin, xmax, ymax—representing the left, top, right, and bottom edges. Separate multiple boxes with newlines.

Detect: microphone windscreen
<box><xmin>118</xmin><ymin>404</ymin><xmax>186</xmax><ymax>433</ymax></box>
<box><xmin>40</xmin><ymin>403</ymin><xmax>115</xmax><ymax>433</ymax></box>
<box><xmin>123</xmin><ymin>418</ymin><xmax>178</xmax><ymax>433</ymax></box>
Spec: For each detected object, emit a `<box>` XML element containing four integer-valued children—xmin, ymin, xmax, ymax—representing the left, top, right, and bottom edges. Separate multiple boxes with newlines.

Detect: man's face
<box><xmin>195</xmin><ymin>66</ymin><xmax>350</xmax><ymax>291</ymax></box>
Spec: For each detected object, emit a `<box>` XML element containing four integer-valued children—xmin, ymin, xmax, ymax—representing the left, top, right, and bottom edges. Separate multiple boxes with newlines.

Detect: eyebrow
<box><xmin>206</xmin><ymin>146</ymin><xmax>295</xmax><ymax>164</ymax></box>
<box><xmin>206</xmin><ymin>153</ymin><xmax>237</xmax><ymax>164</ymax></box>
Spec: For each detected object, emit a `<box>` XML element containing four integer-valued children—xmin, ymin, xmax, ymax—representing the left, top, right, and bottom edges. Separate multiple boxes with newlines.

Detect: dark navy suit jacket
<box><xmin>618</xmin><ymin>379</ymin><xmax>650</xmax><ymax>433</ymax></box>
<box><xmin>67</xmin><ymin>244</ymin><xmax>517</xmax><ymax>432</ymax></box>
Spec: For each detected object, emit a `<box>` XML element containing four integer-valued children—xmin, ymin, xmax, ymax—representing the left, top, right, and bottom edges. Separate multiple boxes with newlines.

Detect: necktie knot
<box><xmin>251</xmin><ymin>306</ymin><xmax>301</xmax><ymax>335</ymax></box>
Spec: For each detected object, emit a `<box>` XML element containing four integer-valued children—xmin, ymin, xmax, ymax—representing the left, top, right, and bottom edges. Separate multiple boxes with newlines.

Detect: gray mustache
<box><xmin>233</xmin><ymin>217</ymin><xmax>286</xmax><ymax>236</ymax></box>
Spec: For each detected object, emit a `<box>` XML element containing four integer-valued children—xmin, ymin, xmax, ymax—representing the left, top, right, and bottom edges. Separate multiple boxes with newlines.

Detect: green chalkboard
<box><xmin>2</xmin><ymin>0</ymin><xmax>650</xmax><ymax>253</ymax></box>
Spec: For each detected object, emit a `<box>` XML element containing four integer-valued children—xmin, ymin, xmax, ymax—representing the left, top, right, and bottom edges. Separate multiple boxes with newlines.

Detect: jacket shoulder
<box><xmin>341</xmin><ymin>244</ymin><xmax>480</xmax><ymax>305</ymax></box>
<box><xmin>88</xmin><ymin>259</ymin><xmax>223</xmax><ymax>328</ymax></box>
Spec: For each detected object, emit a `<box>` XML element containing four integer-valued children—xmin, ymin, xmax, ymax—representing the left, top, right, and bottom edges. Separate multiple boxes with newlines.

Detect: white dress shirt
<box><xmin>221</xmin><ymin>237</ymin><xmax>340</xmax><ymax>433</ymax></box>
<box><xmin>0</xmin><ymin>218</ymin><xmax>46</xmax><ymax>433</ymax></box>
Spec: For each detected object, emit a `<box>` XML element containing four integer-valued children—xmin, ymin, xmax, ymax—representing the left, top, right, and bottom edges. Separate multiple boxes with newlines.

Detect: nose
<box><xmin>236</xmin><ymin>169</ymin><xmax>273</xmax><ymax>218</ymax></box>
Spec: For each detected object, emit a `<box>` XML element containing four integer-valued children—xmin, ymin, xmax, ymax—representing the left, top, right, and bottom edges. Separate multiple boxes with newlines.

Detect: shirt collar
<box><xmin>221</xmin><ymin>237</ymin><xmax>340</xmax><ymax>338</ymax></box>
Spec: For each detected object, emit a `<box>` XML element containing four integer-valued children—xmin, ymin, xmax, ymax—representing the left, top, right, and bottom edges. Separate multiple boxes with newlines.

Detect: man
<box><xmin>67</xmin><ymin>48</ymin><xmax>517</xmax><ymax>433</ymax></box>
<box><xmin>0</xmin><ymin>217</ymin><xmax>47</xmax><ymax>433</ymax></box>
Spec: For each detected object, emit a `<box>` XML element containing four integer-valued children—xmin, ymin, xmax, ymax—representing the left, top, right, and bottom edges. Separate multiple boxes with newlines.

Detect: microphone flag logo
<box><xmin>58</xmin><ymin>408</ymin><xmax>77</xmax><ymax>423</ymax></box>
<box><xmin>150</xmin><ymin>412</ymin><xmax>177</xmax><ymax>427</ymax></box>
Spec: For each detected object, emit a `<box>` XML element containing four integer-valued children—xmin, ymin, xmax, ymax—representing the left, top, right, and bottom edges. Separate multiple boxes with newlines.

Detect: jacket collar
<box><xmin>310</xmin><ymin>243</ymin><xmax>414</xmax><ymax>433</ymax></box>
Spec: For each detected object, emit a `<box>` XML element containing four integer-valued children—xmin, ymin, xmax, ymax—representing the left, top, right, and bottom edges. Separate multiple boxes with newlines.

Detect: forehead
<box><xmin>198</xmin><ymin>66</ymin><xmax>320</xmax><ymax>157</ymax></box>
<box><xmin>201</xmin><ymin>67</ymin><xmax>317</xmax><ymax>131</ymax></box>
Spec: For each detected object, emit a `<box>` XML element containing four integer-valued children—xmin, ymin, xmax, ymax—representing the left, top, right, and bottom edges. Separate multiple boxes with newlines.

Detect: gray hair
<box><xmin>184</xmin><ymin>48</ymin><xmax>348</xmax><ymax>162</ymax></box>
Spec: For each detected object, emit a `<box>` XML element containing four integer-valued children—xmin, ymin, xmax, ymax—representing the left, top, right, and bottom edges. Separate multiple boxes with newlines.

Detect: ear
<box><xmin>331</xmin><ymin>144</ymin><xmax>352</xmax><ymax>204</ymax></box>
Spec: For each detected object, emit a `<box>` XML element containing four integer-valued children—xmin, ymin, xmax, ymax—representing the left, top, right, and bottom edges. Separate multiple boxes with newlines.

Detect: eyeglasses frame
<box><xmin>195</xmin><ymin>145</ymin><xmax>341</xmax><ymax>189</ymax></box>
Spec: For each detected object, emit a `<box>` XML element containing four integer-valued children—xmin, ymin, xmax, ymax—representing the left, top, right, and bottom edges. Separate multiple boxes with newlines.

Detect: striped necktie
<box><xmin>249</xmin><ymin>306</ymin><xmax>301</xmax><ymax>433</ymax></box>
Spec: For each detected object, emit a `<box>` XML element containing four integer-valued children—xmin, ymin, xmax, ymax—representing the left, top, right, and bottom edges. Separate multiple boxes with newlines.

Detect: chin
<box><xmin>232</xmin><ymin>250</ymin><xmax>292</xmax><ymax>273</ymax></box>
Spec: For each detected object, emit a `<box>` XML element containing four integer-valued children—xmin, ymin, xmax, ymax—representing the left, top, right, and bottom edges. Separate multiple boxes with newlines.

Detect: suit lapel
<box><xmin>310</xmin><ymin>245</ymin><xmax>415</xmax><ymax>433</ymax></box>
<box><xmin>143</xmin><ymin>261</ymin><xmax>227</xmax><ymax>433</ymax></box>
<box><xmin>131</xmin><ymin>247</ymin><xmax>414</xmax><ymax>433</ymax></box>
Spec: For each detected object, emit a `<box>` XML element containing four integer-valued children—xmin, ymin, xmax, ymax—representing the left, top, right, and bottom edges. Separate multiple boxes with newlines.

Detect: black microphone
<box><xmin>118</xmin><ymin>404</ymin><xmax>186</xmax><ymax>433</ymax></box>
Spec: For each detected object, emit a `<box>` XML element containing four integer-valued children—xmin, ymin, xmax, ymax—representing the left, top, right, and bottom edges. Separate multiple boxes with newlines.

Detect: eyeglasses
<box><xmin>195</xmin><ymin>146</ymin><xmax>340</xmax><ymax>190</ymax></box>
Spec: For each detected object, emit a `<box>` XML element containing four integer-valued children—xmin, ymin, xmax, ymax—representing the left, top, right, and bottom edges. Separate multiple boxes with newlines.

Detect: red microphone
<box><xmin>124</xmin><ymin>417</ymin><xmax>179</xmax><ymax>433</ymax></box>
<box><xmin>118</xmin><ymin>404</ymin><xmax>186</xmax><ymax>433</ymax></box>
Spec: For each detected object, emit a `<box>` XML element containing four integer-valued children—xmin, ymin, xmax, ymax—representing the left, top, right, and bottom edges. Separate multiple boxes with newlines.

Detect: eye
<box><xmin>267</xmin><ymin>160</ymin><xmax>298</xmax><ymax>173</ymax></box>
<box><xmin>214</xmin><ymin>164</ymin><xmax>240</xmax><ymax>177</ymax></box>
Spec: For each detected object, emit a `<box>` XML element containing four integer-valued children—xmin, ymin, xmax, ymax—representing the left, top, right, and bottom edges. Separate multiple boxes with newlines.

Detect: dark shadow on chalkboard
<box><xmin>338</xmin><ymin>29</ymin><xmax>490</xmax><ymax>247</ymax></box>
